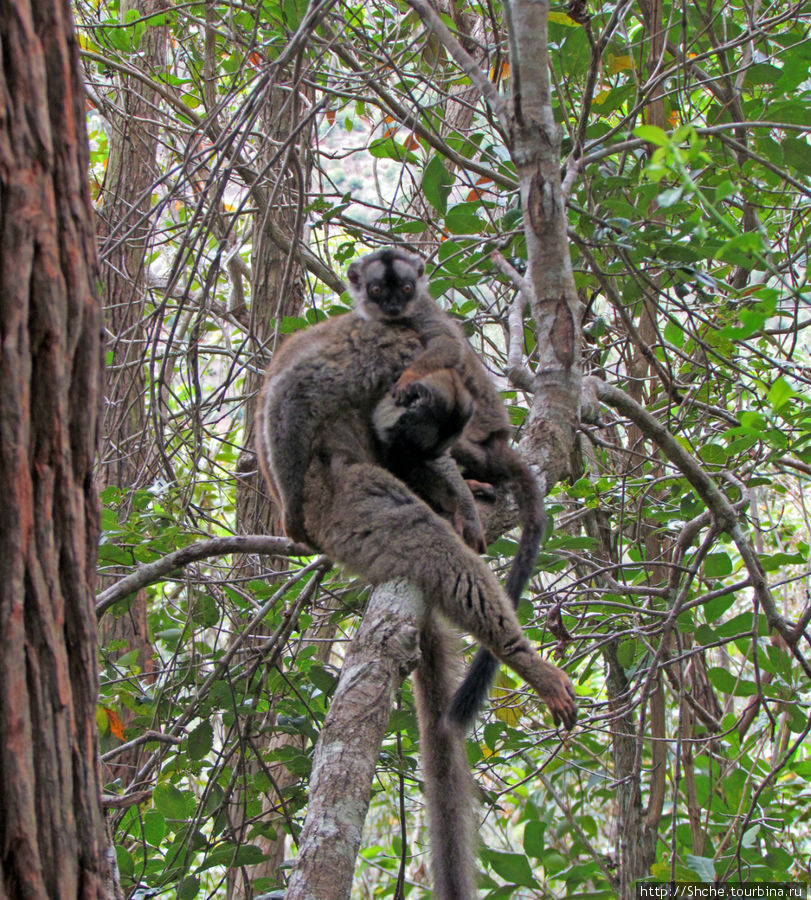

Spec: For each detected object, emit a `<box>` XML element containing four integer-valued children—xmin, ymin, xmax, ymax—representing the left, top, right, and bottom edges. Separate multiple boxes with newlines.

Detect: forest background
<box><xmin>2</xmin><ymin>0</ymin><xmax>809</xmax><ymax>896</ymax></box>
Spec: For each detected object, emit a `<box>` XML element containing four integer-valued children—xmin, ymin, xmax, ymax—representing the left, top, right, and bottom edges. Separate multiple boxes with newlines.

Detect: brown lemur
<box><xmin>349</xmin><ymin>248</ymin><xmax>552</xmax><ymax>731</ymax></box>
<box><xmin>255</xmin><ymin>252</ymin><xmax>576</xmax><ymax>898</ymax></box>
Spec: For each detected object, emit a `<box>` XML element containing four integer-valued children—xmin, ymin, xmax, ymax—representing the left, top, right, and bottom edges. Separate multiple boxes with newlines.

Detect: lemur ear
<box><xmin>347</xmin><ymin>263</ymin><xmax>361</xmax><ymax>286</ymax></box>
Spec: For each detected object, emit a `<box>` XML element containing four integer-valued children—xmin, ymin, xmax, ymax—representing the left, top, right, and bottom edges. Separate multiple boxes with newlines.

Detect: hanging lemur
<box><xmin>255</xmin><ymin>247</ymin><xmax>575</xmax><ymax>900</ymax></box>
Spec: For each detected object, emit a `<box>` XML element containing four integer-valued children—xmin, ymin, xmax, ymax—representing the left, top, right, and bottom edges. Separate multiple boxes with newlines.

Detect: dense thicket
<box><xmin>78</xmin><ymin>0</ymin><xmax>811</xmax><ymax>896</ymax></box>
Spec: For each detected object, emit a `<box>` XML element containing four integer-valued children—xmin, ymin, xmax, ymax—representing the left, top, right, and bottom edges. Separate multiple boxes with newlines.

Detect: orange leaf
<box><xmin>467</xmin><ymin>188</ymin><xmax>483</xmax><ymax>201</ymax></box>
<box><xmin>475</xmin><ymin>175</ymin><xmax>493</xmax><ymax>185</ymax></box>
<box><xmin>105</xmin><ymin>708</ymin><xmax>125</xmax><ymax>741</ymax></box>
<box><xmin>404</xmin><ymin>133</ymin><xmax>420</xmax><ymax>150</ymax></box>
<box><xmin>326</xmin><ymin>109</ymin><xmax>336</xmax><ymax>125</ymax></box>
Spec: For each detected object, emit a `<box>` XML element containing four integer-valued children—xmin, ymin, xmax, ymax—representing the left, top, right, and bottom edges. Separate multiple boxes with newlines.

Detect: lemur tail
<box><xmin>448</xmin><ymin>456</ymin><xmax>546</xmax><ymax>729</ymax></box>
<box><xmin>414</xmin><ymin>616</ymin><xmax>476</xmax><ymax>899</ymax></box>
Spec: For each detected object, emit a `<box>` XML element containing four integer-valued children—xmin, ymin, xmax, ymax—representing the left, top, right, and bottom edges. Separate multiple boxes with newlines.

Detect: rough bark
<box><xmin>507</xmin><ymin>0</ymin><xmax>582</xmax><ymax>487</ymax></box>
<box><xmin>97</xmin><ymin>0</ymin><xmax>167</xmax><ymax>494</ymax></box>
<box><xmin>0</xmin><ymin>0</ymin><xmax>109</xmax><ymax>895</ymax></box>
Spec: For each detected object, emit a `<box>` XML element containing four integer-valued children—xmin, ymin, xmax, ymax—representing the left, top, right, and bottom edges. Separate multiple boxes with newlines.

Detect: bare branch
<box><xmin>95</xmin><ymin>535</ymin><xmax>311</xmax><ymax>617</ymax></box>
<box><xmin>590</xmin><ymin>377</ymin><xmax>809</xmax><ymax>669</ymax></box>
<box><xmin>401</xmin><ymin>0</ymin><xmax>510</xmax><ymax>130</ymax></box>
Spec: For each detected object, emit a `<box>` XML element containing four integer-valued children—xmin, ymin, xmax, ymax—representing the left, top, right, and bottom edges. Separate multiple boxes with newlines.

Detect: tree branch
<box><xmin>95</xmin><ymin>535</ymin><xmax>311</xmax><ymax>617</ymax></box>
<box><xmin>401</xmin><ymin>0</ymin><xmax>510</xmax><ymax>129</ymax></box>
<box><xmin>286</xmin><ymin>581</ymin><xmax>422</xmax><ymax>900</ymax></box>
<box><xmin>589</xmin><ymin>377</ymin><xmax>809</xmax><ymax>672</ymax></box>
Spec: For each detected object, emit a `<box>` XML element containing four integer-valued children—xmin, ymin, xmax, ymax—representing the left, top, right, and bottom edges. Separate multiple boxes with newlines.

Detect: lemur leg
<box><xmin>303</xmin><ymin>459</ymin><xmax>576</xmax><ymax>729</ymax></box>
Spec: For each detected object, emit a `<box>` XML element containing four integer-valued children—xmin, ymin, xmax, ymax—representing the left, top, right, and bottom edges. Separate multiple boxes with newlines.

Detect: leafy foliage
<box><xmin>80</xmin><ymin>0</ymin><xmax>811</xmax><ymax>895</ymax></box>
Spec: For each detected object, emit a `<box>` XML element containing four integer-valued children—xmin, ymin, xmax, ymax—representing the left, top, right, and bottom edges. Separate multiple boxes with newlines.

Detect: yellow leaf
<box><xmin>592</xmin><ymin>88</ymin><xmax>611</xmax><ymax>106</ymax></box>
<box><xmin>491</xmin><ymin>683</ymin><xmax>522</xmax><ymax>727</ymax></box>
<box><xmin>548</xmin><ymin>11</ymin><xmax>579</xmax><ymax>26</ymax></box>
<box><xmin>607</xmin><ymin>53</ymin><xmax>633</xmax><ymax>73</ymax></box>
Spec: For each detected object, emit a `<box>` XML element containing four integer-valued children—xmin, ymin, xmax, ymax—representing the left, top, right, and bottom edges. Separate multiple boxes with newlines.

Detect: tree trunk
<box><xmin>96</xmin><ymin>0</ymin><xmax>168</xmax><ymax>786</ymax></box>
<box><xmin>0</xmin><ymin>0</ymin><xmax>109</xmax><ymax>896</ymax></box>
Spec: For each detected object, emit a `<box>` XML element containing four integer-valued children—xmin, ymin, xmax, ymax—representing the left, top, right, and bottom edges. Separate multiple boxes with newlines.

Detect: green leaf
<box><xmin>634</xmin><ymin>124</ymin><xmax>670</xmax><ymax>146</ymax></box>
<box><xmin>656</xmin><ymin>186</ymin><xmax>683</xmax><ymax>207</ymax></box>
<box><xmin>97</xmin><ymin>543</ymin><xmax>133</xmax><ymax>566</ymax></box>
<box><xmin>782</xmin><ymin>137</ymin><xmax>811</xmax><ymax>175</ymax></box>
<box><xmin>664</xmin><ymin>319</ymin><xmax>684</xmax><ymax>348</ymax></box>
<box><xmin>616</xmin><ymin>638</ymin><xmax>637</xmax><ymax>669</ymax></box>
<box><xmin>768</xmin><ymin>376</ymin><xmax>794</xmax><ymax>410</ymax></box>
<box><xmin>422</xmin><ymin>155</ymin><xmax>454</xmax><ymax>214</ymax></box>
<box><xmin>445</xmin><ymin>202</ymin><xmax>484</xmax><ymax>235</ymax></box>
<box><xmin>232</xmin><ymin>844</ymin><xmax>268</xmax><ymax>866</ymax></box>
<box><xmin>704</xmin><ymin>594</ymin><xmax>735</xmax><ymax>623</ymax></box>
<box><xmin>704</xmin><ymin>552</ymin><xmax>732</xmax><ymax>577</ymax></box>
<box><xmin>177</xmin><ymin>875</ymin><xmax>200</xmax><ymax>900</ymax></box>
<box><xmin>698</xmin><ymin>443</ymin><xmax>727</xmax><ymax>465</ymax></box>
<box><xmin>487</xmin><ymin>850</ymin><xmax>539</xmax><ymax>888</ymax></box>
<box><xmin>116</xmin><ymin>843</ymin><xmax>134</xmax><ymax>878</ymax></box>
<box><xmin>187</xmin><ymin>721</ymin><xmax>214</xmax><ymax>761</ymax></box>
<box><xmin>309</xmin><ymin>664</ymin><xmax>337</xmax><ymax>694</ymax></box>
<box><xmin>523</xmin><ymin>820</ymin><xmax>546</xmax><ymax>858</ymax></box>
<box><xmin>717</xmin><ymin>231</ymin><xmax>764</xmax><ymax>264</ymax></box>
<box><xmin>686</xmin><ymin>855</ymin><xmax>716</xmax><ymax>881</ymax></box>
<box><xmin>368</xmin><ymin>137</ymin><xmax>419</xmax><ymax>165</ymax></box>
<box><xmin>746</xmin><ymin>63</ymin><xmax>781</xmax><ymax>85</ymax></box>
<box><xmin>707</xmin><ymin>666</ymin><xmax>736</xmax><ymax>693</ymax></box>
<box><xmin>143</xmin><ymin>809</ymin><xmax>166</xmax><ymax>846</ymax></box>
<box><xmin>153</xmin><ymin>783</ymin><xmax>191</xmax><ymax>822</ymax></box>
<box><xmin>714</xmin><ymin>180</ymin><xmax>736</xmax><ymax>202</ymax></box>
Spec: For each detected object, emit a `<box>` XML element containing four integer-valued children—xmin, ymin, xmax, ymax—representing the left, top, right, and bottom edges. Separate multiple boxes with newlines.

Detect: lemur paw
<box><xmin>453</xmin><ymin>508</ymin><xmax>487</xmax><ymax>554</ymax></box>
<box><xmin>546</xmin><ymin>670</ymin><xmax>578</xmax><ymax>731</ymax></box>
<box><xmin>466</xmin><ymin>478</ymin><xmax>496</xmax><ymax>500</ymax></box>
<box><xmin>391</xmin><ymin>375</ymin><xmax>430</xmax><ymax>407</ymax></box>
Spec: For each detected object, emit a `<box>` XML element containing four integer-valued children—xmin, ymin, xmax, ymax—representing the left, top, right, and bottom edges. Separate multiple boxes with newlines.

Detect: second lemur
<box><xmin>347</xmin><ymin>248</ymin><xmax>550</xmax><ymax>730</ymax></box>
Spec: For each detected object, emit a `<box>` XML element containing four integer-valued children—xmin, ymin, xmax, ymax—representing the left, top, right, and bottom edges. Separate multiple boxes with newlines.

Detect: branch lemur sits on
<box><xmin>255</xmin><ymin>247</ymin><xmax>575</xmax><ymax>899</ymax></box>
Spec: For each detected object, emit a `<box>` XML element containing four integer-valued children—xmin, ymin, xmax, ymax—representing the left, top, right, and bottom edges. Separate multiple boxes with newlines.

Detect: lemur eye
<box><xmin>369</xmin><ymin>283</ymin><xmax>382</xmax><ymax>297</ymax></box>
<box><xmin>401</xmin><ymin>282</ymin><xmax>414</xmax><ymax>295</ymax></box>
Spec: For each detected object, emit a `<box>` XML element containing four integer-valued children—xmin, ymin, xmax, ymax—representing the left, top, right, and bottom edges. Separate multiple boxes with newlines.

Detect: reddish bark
<box><xmin>0</xmin><ymin>0</ymin><xmax>109</xmax><ymax>896</ymax></box>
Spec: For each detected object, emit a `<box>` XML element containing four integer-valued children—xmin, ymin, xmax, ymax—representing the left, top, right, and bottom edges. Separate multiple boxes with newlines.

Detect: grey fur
<box><xmin>360</xmin><ymin>251</ymin><xmax>573</xmax><ymax>730</ymax></box>
<box><xmin>255</xmin><ymin>253</ymin><xmax>576</xmax><ymax>898</ymax></box>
